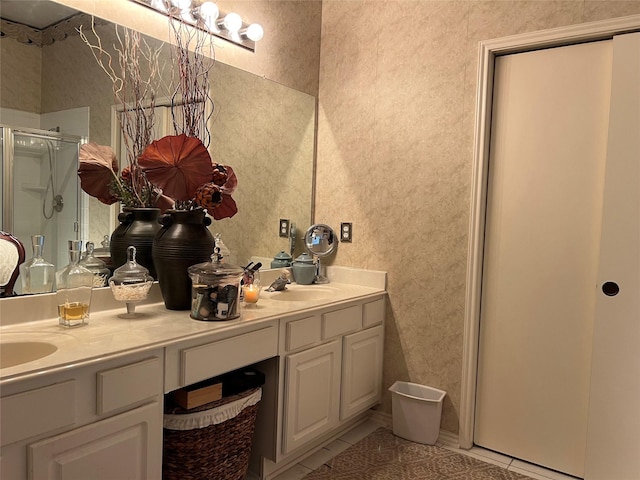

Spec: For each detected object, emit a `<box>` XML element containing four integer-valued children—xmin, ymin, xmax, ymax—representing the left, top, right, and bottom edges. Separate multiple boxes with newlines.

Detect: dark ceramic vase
<box><xmin>110</xmin><ymin>208</ymin><xmax>161</xmax><ymax>278</ymax></box>
<box><xmin>153</xmin><ymin>208</ymin><xmax>215</xmax><ymax>310</ymax></box>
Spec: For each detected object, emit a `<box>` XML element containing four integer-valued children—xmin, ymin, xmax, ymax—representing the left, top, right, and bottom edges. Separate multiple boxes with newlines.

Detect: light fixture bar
<box><xmin>130</xmin><ymin>0</ymin><xmax>263</xmax><ymax>52</ymax></box>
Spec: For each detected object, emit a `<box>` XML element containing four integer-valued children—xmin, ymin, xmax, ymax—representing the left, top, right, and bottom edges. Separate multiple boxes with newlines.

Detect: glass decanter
<box><xmin>56</xmin><ymin>240</ymin><xmax>93</xmax><ymax>327</ymax></box>
<box><xmin>19</xmin><ymin>235</ymin><xmax>55</xmax><ymax>294</ymax></box>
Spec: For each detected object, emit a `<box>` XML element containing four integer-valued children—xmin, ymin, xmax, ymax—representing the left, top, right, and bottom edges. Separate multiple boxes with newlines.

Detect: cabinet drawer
<box><xmin>363</xmin><ymin>297</ymin><xmax>385</xmax><ymax>328</ymax></box>
<box><xmin>322</xmin><ymin>305</ymin><xmax>362</xmax><ymax>340</ymax></box>
<box><xmin>181</xmin><ymin>325</ymin><xmax>277</xmax><ymax>386</ymax></box>
<box><xmin>97</xmin><ymin>357</ymin><xmax>162</xmax><ymax>415</ymax></box>
<box><xmin>0</xmin><ymin>380</ymin><xmax>75</xmax><ymax>446</ymax></box>
<box><xmin>286</xmin><ymin>315</ymin><xmax>321</xmax><ymax>352</ymax></box>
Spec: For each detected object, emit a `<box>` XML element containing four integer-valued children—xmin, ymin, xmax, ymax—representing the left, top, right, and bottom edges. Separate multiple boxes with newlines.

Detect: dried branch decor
<box><xmin>166</xmin><ymin>8</ymin><xmax>216</xmax><ymax>150</ymax></box>
<box><xmin>77</xmin><ymin>16</ymin><xmax>237</xmax><ymax>220</ymax></box>
<box><xmin>78</xmin><ymin>19</ymin><xmax>165</xmax><ymax>207</ymax></box>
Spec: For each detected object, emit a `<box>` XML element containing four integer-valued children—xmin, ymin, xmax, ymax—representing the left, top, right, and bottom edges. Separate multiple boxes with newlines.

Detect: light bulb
<box><xmin>200</xmin><ymin>1</ymin><xmax>219</xmax><ymax>30</ymax></box>
<box><xmin>222</xmin><ymin>12</ymin><xmax>242</xmax><ymax>33</ymax></box>
<box><xmin>242</xmin><ymin>23</ymin><xmax>263</xmax><ymax>41</ymax></box>
<box><xmin>199</xmin><ymin>1</ymin><xmax>219</xmax><ymax>19</ymax></box>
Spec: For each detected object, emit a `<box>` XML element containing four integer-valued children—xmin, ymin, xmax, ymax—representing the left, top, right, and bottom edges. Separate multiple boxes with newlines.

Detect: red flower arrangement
<box><xmin>77</xmin><ymin>17</ymin><xmax>234</xmax><ymax>219</ymax></box>
<box><xmin>78</xmin><ymin>134</ymin><xmax>237</xmax><ymax>219</ymax></box>
<box><xmin>139</xmin><ymin>134</ymin><xmax>238</xmax><ymax>219</ymax></box>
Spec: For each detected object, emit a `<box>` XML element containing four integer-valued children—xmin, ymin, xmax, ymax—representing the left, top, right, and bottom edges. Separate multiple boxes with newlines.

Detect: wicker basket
<box><xmin>163</xmin><ymin>387</ymin><xmax>261</xmax><ymax>480</ymax></box>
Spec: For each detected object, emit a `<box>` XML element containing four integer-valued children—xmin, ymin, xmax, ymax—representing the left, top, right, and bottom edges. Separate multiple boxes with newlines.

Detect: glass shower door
<box><xmin>1</xmin><ymin>126</ymin><xmax>84</xmax><ymax>289</ymax></box>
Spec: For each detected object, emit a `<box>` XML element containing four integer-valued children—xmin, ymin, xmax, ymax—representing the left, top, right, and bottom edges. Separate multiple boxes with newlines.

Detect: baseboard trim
<box><xmin>437</xmin><ymin>429</ymin><xmax>460</xmax><ymax>449</ymax></box>
<box><xmin>369</xmin><ymin>409</ymin><xmax>392</xmax><ymax>428</ymax></box>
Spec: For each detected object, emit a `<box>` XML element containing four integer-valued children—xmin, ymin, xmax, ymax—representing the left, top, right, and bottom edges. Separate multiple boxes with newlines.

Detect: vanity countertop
<box><xmin>0</xmin><ymin>274</ymin><xmax>386</xmax><ymax>386</ymax></box>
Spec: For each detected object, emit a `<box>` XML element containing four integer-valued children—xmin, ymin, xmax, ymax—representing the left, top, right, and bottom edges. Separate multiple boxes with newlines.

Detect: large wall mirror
<box><xmin>1</xmin><ymin>0</ymin><xmax>315</xmax><ymax>293</ymax></box>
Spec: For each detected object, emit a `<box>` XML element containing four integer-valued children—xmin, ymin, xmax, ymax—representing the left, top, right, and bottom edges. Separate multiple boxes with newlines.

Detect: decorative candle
<box><xmin>243</xmin><ymin>284</ymin><xmax>261</xmax><ymax>303</ymax></box>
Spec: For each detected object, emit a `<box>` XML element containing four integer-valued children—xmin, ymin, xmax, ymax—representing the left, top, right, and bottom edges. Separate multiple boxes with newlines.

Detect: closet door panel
<box><xmin>585</xmin><ymin>32</ymin><xmax>640</xmax><ymax>480</ymax></box>
<box><xmin>474</xmin><ymin>40</ymin><xmax>613</xmax><ymax>477</ymax></box>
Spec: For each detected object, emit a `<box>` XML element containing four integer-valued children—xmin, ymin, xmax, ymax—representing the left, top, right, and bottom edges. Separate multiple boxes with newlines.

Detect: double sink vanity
<box><xmin>0</xmin><ymin>266</ymin><xmax>386</xmax><ymax>480</ymax></box>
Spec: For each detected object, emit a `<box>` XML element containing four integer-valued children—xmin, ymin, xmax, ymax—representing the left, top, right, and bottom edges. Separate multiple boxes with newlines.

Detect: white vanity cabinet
<box><xmin>283</xmin><ymin>338</ymin><xmax>342</xmax><ymax>453</ymax></box>
<box><xmin>278</xmin><ymin>296</ymin><xmax>385</xmax><ymax>458</ymax></box>
<box><xmin>341</xmin><ymin>324</ymin><xmax>384</xmax><ymax>420</ymax></box>
<box><xmin>0</xmin><ymin>350</ymin><xmax>164</xmax><ymax>480</ymax></box>
<box><xmin>28</xmin><ymin>401</ymin><xmax>161</xmax><ymax>480</ymax></box>
<box><xmin>1</xmin><ymin>278</ymin><xmax>386</xmax><ymax>480</ymax></box>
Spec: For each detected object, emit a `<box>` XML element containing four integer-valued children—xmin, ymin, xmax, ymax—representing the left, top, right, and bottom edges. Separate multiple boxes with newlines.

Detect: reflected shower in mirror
<box><xmin>0</xmin><ymin>0</ymin><xmax>315</xmax><ymax>295</ymax></box>
<box><xmin>1</xmin><ymin>126</ymin><xmax>84</xmax><ymax>293</ymax></box>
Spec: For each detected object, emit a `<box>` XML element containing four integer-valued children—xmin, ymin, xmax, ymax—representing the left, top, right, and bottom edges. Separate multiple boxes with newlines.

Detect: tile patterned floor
<box><xmin>302</xmin><ymin>427</ymin><xmax>533</xmax><ymax>480</ymax></box>
<box><xmin>248</xmin><ymin>419</ymin><xmax>580</xmax><ymax>480</ymax></box>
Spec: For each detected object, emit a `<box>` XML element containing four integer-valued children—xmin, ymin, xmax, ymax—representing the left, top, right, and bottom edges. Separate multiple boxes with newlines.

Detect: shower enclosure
<box><xmin>1</xmin><ymin>125</ymin><xmax>86</xmax><ymax>293</ymax></box>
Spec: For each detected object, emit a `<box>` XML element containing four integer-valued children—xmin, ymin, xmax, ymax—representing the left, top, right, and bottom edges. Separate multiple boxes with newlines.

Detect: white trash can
<box><xmin>389</xmin><ymin>381</ymin><xmax>446</xmax><ymax>445</ymax></box>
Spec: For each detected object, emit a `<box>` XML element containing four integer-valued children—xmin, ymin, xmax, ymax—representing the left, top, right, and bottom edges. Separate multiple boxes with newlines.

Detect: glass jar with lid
<box><xmin>109</xmin><ymin>246</ymin><xmax>154</xmax><ymax>317</ymax></box>
<box><xmin>188</xmin><ymin>250</ymin><xmax>243</xmax><ymax>321</ymax></box>
<box><xmin>80</xmin><ymin>241</ymin><xmax>111</xmax><ymax>287</ymax></box>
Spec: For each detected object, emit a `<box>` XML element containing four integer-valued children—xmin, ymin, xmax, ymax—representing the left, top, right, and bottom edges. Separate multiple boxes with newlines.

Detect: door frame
<box><xmin>459</xmin><ymin>14</ymin><xmax>640</xmax><ymax>450</ymax></box>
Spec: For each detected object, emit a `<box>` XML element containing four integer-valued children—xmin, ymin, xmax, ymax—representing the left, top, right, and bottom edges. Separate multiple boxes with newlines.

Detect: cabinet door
<box><xmin>341</xmin><ymin>325</ymin><xmax>384</xmax><ymax>420</ymax></box>
<box><xmin>283</xmin><ymin>340</ymin><xmax>341</xmax><ymax>454</ymax></box>
<box><xmin>28</xmin><ymin>402</ymin><xmax>162</xmax><ymax>480</ymax></box>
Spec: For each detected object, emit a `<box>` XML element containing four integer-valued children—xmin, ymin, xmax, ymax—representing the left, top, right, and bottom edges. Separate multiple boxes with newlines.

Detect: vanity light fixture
<box><xmin>130</xmin><ymin>0</ymin><xmax>263</xmax><ymax>51</ymax></box>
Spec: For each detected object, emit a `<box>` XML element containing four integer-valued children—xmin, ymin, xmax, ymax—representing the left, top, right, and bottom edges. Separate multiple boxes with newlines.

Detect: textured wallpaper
<box><xmin>209</xmin><ymin>62</ymin><xmax>315</xmax><ymax>267</ymax></box>
<box><xmin>0</xmin><ymin>39</ymin><xmax>42</xmax><ymax>114</ymax></box>
<box><xmin>316</xmin><ymin>0</ymin><xmax>640</xmax><ymax>434</ymax></box>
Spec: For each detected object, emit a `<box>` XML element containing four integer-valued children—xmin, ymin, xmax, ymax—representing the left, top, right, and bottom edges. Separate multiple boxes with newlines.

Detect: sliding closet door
<box><xmin>474</xmin><ymin>40</ymin><xmax>613</xmax><ymax>477</ymax></box>
<box><xmin>584</xmin><ymin>32</ymin><xmax>640</xmax><ymax>480</ymax></box>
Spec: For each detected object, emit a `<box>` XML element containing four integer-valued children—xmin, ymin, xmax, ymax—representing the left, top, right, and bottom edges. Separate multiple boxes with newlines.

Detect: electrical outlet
<box><xmin>279</xmin><ymin>219</ymin><xmax>290</xmax><ymax>237</ymax></box>
<box><xmin>340</xmin><ymin>222</ymin><xmax>353</xmax><ymax>242</ymax></box>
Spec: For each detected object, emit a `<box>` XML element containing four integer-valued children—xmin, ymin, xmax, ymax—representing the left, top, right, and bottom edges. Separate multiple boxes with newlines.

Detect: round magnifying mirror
<box><xmin>304</xmin><ymin>224</ymin><xmax>338</xmax><ymax>257</ymax></box>
<box><xmin>303</xmin><ymin>224</ymin><xmax>337</xmax><ymax>284</ymax></box>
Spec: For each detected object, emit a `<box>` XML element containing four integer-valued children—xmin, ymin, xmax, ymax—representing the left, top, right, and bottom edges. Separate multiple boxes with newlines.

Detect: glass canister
<box><xmin>93</xmin><ymin>235</ymin><xmax>113</xmax><ymax>272</ymax></box>
<box><xmin>81</xmin><ymin>241</ymin><xmax>111</xmax><ymax>287</ymax></box>
<box><xmin>109</xmin><ymin>246</ymin><xmax>154</xmax><ymax>317</ymax></box>
<box><xmin>187</xmin><ymin>252</ymin><xmax>243</xmax><ymax>321</ymax></box>
<box><xmin>56</xmin><ymin>240</ymin><xmax>93</xmax><ymax>327</ymax></box>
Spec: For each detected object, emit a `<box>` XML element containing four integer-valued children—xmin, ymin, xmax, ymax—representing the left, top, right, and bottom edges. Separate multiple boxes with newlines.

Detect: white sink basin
<box><xmin>266</xmin><ymin>286</ymin><xmax>336</xmax><ymax>302</ymax></box>
<box><xmin>0</xmin><ymin>341</ymin><xmax>58</xmax><ymax>369</ymax></box>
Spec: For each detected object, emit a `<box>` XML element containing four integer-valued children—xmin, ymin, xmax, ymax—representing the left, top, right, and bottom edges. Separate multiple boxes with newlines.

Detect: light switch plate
<box><xmin>340</xmin><ymin>222</ymin><xmax>353</xmax><ymax>242</ymax></box>
<box><xmin>279</xmin><ymin>219</ymin><xmax>290</xmax><ymax>237</ymax></box>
